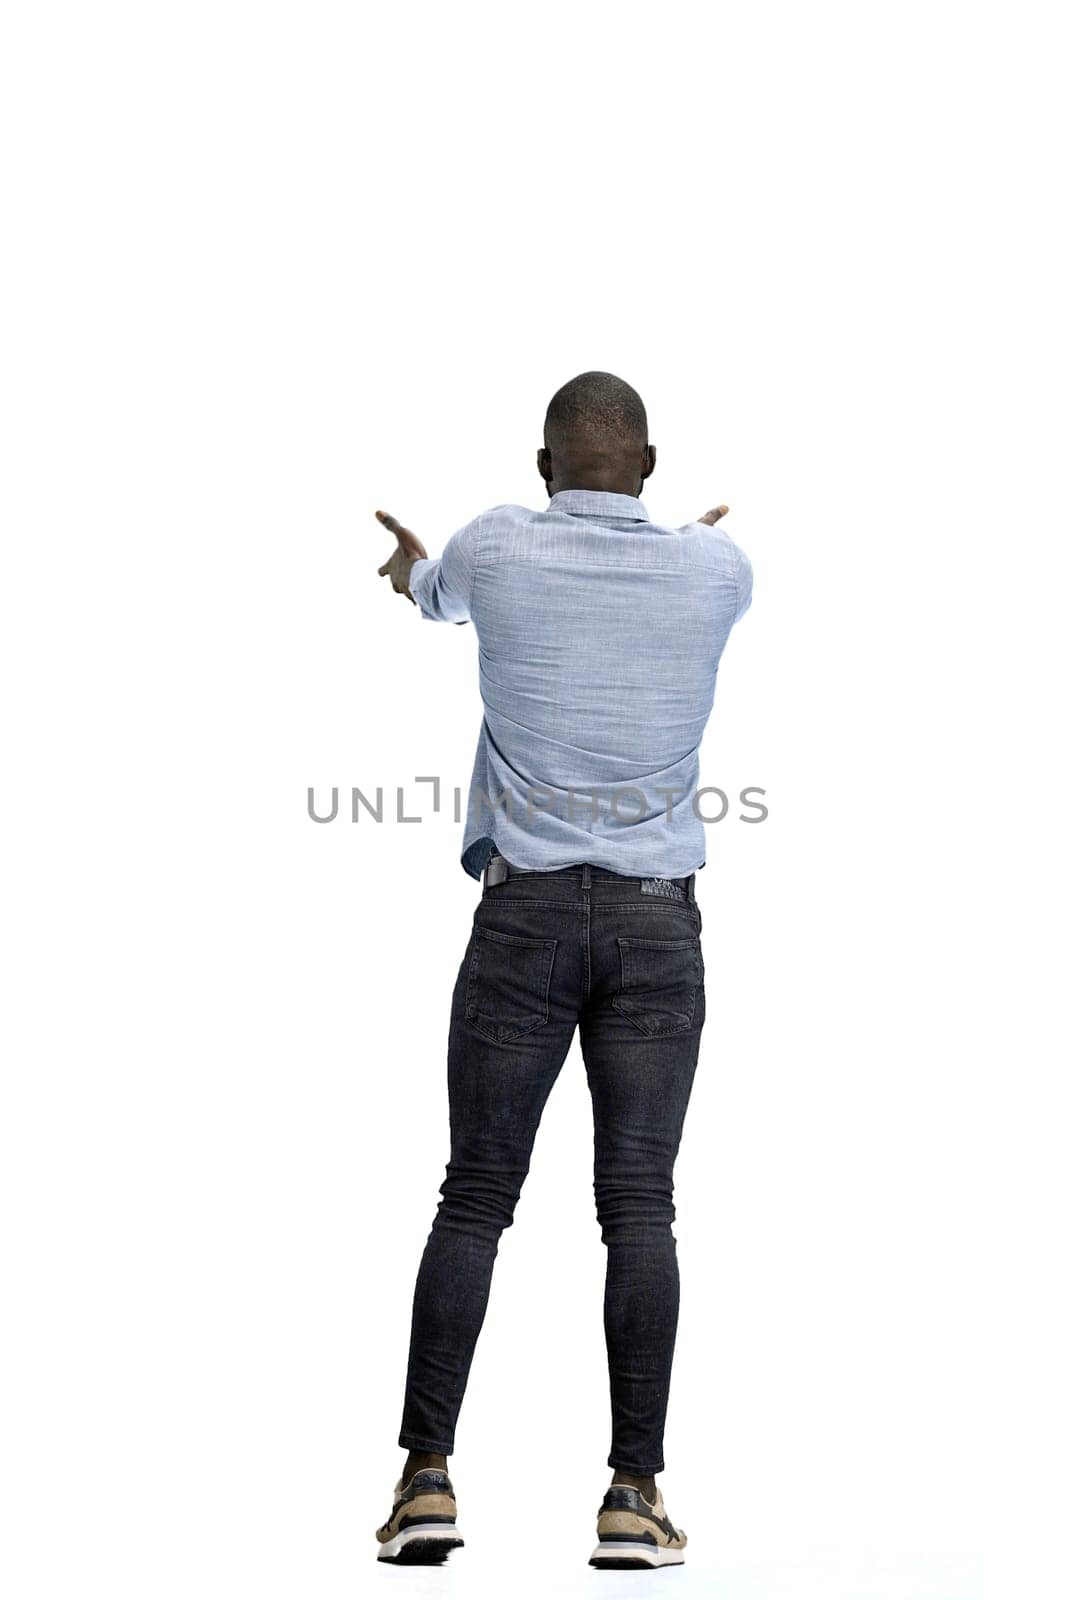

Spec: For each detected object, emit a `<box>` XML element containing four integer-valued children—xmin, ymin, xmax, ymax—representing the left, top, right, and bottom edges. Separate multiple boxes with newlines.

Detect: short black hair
<box><xmin>544</xmin><ymin>371</ymin><xmax>648</xmax><ymax>453</ymax></box>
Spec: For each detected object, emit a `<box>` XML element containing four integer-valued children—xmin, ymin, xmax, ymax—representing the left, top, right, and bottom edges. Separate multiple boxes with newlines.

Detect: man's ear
<box><xmin>537</xmin><ymin>447</ymin><xmax>552</xmax><ymax>488</ymax></box>
<box><xmin>643</xmin><ymin>443</ymin><xmax>657</xmax><ymax>481</ymax></box>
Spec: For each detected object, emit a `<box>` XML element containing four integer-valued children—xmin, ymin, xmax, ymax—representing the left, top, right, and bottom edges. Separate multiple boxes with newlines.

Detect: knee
<box><xmin>593</xmin><ymin>1171</ymin><xmax>677</xmax><ymax>1245</ymax></box>
<box><xmin>436</xmin><ymin>1158</ymin><xmax>526</xmax><ymax>1239</ymax></box>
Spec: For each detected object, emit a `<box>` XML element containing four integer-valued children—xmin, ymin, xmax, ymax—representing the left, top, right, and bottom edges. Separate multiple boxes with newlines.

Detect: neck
<box><xmin>552</xmin><ymin>475</ymin><xmax>642</xmax><ymax>497</ymax></box>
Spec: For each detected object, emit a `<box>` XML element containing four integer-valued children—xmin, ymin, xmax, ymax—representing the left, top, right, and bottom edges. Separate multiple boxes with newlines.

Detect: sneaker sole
<box><xmin>377</xmin><ymin>1524</ymin><xmax>465</xmax><ymax>1564</ymax></box>
<box><xmin>589</xmin><ymin>1541</ymin><xmax>685</xmax><ymax>1569</ymax></box>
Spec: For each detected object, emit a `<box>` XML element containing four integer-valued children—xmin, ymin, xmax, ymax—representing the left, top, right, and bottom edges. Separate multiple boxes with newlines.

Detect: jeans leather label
<box><xmin>640</xmin><ymin>877</ymin><xmax>687</xmax><ymax>901</ymax></box>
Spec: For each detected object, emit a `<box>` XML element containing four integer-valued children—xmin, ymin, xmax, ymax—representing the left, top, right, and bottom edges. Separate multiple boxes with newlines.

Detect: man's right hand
<box><xmin>697</xmin><ymin>505</ymin><xmax>729</xmax><ymax>526</ymax></box>
<box><xmin>375</xmin><ymin>509</ymin><xmax>429</xmax><ymax>604</ymax></box>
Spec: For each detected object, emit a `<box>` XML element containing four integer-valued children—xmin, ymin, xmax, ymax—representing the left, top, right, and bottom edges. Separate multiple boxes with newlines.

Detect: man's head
<box><xmin>538</xmin><ymin>371</ymin><xmax>656</xmax><ymax>499</ymax></box>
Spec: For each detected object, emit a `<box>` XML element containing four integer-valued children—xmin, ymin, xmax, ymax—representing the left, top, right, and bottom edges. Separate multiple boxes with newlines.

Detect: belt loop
<box><xmin>484</xmin><ymin>855</ymin><xmax>509</xmax><ymax>890</ymax></box>
<box><xmin>581</xmin><ymin>863</ymin><xmax>591</xmax><ymax>890</ymax></box>
<box><xmin>686</xmin><ymin>872</ymin><xmax>696</xmax><ymax>902</ymax></box>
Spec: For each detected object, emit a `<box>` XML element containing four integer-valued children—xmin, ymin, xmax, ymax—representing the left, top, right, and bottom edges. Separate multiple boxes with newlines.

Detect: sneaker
<box><xmin>375</xmin><ymin>1466</ymin><xmax>465</xmax><ymax>1565</ymax></box>
<box><xmin>588</xmin><ymin>1481</ymin><xmax>687</xmax><ymax>1569</ymax></box>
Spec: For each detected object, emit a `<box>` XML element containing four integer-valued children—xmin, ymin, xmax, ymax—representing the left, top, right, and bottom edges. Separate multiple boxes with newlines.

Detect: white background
<box><xmin>2</xmin><ymin>3</ymin><xmax>1064</xmax><ymax>1598</ymax></box>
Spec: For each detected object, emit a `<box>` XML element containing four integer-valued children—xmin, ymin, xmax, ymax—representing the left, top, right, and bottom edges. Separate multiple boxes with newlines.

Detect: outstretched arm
<box><xmin>694</xmin><ymin>504</ymin><xmax>751</xmax><ymax>621</ymax></box>
<box><xmin>373</xmin><ymin>508</ymin><xmax>478</xmax><ymax>623</ymax></box>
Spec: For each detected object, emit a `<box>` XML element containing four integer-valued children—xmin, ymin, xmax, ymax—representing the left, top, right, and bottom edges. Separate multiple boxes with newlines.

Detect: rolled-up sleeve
<box><xmin>409</xmin><ymin>515</ymin><xmax>482</xmax><ymax>623</ymax></box>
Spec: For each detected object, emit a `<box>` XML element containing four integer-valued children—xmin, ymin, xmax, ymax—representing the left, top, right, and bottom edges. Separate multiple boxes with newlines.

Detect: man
<box><xmin>372</xmin><ymin>372</ymin><xmax>752</xmax><ymax>1569</ymax></box>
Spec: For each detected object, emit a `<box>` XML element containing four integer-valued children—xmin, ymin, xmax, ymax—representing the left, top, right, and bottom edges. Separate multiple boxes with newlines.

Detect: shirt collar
<box><xmin>548</xmin><ymin>488</ymin><xmax>650</xmax><ymax>522</ymax></box>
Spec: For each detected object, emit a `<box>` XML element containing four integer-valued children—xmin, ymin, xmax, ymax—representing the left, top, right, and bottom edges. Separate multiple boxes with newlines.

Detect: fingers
<box><xmin>375</xmin><ymin>509</ymin><xmax>409</xmax><ymax>538</ymax></box>
<box><xmin>377</xmin><ymin>561</ymin><xmax>391</xmax><ymax>576</ymax></box>
<box><xmin>376</xmin><ymin>508</ymin><xmax>427</xmax><ymax>561</ymax></box>
<box><xmin>698</xmin><ymin>505</ymin><xmax>730</xmax><ymax>525</ymax></box>
<box><xmin>396</xmin><ymin>528</ymin><xmax>426</xmax><ymax>560</ymax></box>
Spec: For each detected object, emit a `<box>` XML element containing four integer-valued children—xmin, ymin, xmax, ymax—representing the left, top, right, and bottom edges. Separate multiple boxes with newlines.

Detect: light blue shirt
<box><xmin>409</xmin><ymin>489</ymin><xmax>752</xmax><ymax>880</ymax></box>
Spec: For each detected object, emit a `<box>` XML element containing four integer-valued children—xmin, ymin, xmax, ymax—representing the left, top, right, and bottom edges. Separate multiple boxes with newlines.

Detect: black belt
<box><xmin>483</xmin><ymin>853</ymin><xmax>696</xmax><ymax>901</ymax></box>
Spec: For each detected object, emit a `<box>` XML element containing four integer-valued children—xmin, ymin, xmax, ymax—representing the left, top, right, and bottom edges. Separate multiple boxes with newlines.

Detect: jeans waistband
<box><xmin>483</xmin><ymin>852</ymin><xmax>696</xmax><ymax>902</ymax></box>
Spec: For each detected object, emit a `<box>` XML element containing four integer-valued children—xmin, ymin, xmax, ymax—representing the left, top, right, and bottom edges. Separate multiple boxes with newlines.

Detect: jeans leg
<box><xmin>580</xmin><ymin>945</ymin><xmax>704</xmax><ymax>1475</ymax></box>
<box><xmin>399</xmin><ymin>912</ymin><xmax>577</xmax><ymax>1453</ymax></box>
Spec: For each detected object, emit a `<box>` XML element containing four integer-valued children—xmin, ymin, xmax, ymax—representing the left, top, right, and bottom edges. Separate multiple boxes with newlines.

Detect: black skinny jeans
<box><xmin>398</xmin><ymin>862</ymin><xmax>705</xmax><ymax>1475</ymax></box>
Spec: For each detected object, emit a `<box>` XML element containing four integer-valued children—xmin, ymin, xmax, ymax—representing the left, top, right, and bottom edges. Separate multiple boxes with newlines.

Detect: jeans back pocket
<box><xmin>465</xmin><ymin>927</ymin><xmax>558</xmax><ymax>1043</ymax></box>
<box><xmin>612</xmin><ymin>936</ymin><xmax>703</xmax><ymax>1037</ymax></box>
